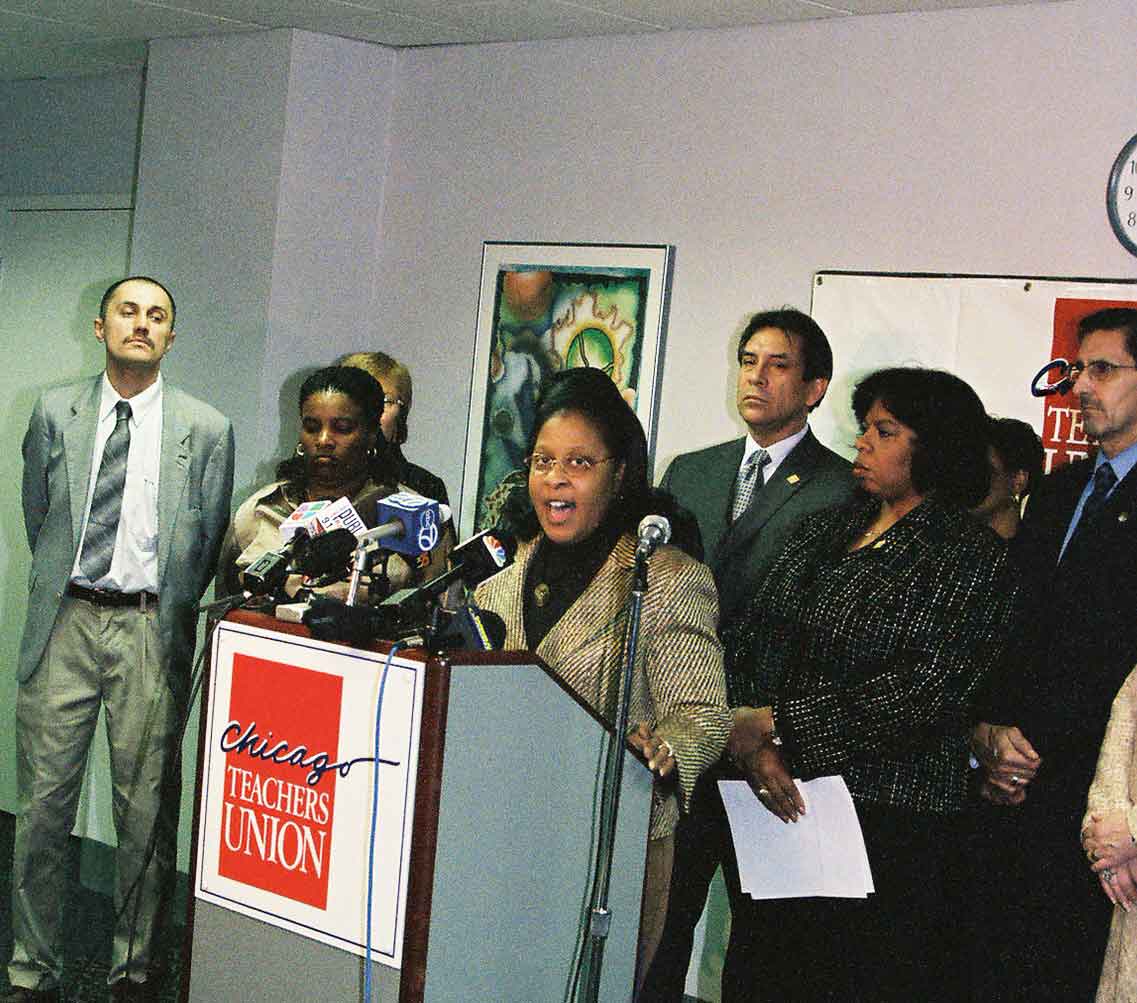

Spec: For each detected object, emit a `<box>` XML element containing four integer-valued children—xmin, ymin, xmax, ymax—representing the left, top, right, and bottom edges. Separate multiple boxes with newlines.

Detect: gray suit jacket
<box><xmin>18</xmin><ymin>375</ymin><xmax>235</xmax><ymax>682</ymax></box>
<box><xmin>659</xmin><ymin>427</ymin><xmax>854</xmax><ymax>635</ymax></box>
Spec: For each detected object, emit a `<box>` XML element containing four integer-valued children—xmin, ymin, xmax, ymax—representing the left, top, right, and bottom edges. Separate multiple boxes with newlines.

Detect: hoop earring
<box><xmin>295</xmin><ymin>443</ymin><xmax>305</xmax><ymax>457</ymax></box>
<box><xmin>367</xmin><ymin>445</ymin><xmax>378</xmax><ymax>460</ymax></box>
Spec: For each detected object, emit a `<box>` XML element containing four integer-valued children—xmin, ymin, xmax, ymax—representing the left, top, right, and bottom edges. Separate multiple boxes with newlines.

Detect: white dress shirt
<box><xmin>71</xmin><ymin>373</ymin><xmax>163</xmax><ymax>592</ymax></box>
<box><xmin>739</xmin><ymin>423</ymin><xmax>809</xmax><ymax>485</ymax></box>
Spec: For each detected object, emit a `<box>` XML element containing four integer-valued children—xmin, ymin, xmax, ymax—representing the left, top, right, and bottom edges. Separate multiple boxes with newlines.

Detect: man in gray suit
<box><xmin>4</xmin><ymin>277</ymin><xmax>235</xmax><ymax>1003</ymax></box>
<box><xmin>643</xmin><ymin>307</ymin><xmax>852</xmax><ymax>1002</ymax></box>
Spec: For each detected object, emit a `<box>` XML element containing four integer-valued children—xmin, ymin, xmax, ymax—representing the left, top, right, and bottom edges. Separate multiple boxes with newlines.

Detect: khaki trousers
<box><xmin>8</xmin><ymin>596</ymin><xmax>182</xmax><ymax>991</ymax></box>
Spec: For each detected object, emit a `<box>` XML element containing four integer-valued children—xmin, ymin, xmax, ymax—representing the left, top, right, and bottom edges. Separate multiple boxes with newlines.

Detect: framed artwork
<box><xmin>461</xmin><ymin>241</ymin><xmax>673</xmax><ymax>537</ymax></box>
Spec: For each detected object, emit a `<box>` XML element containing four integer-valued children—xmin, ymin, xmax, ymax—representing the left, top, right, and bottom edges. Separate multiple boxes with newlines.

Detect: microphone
<box><xmin>635</xmin><ymin>514</ymin><xmax>671</xmax><ymax>561</ymax></box>
<box><xmin>447</xmin><ymin>528</ymin><xmax>516</xmax><ymax>587</ymax></box>
<box><xmin>291</xmin><ymin>527</ymin><xmax>358</xmax><ymax>578</ymax></box>
<box><xmin>429</xmin><ymin>604</ymin><xmax>508</xmax><ymax>651</ymax></box>
<box><xmin>379</xmin><ymin>527</ymin><xmax>517</xmax><ymax>616</ymax></box>
<box><xmin>241</xmin><ymin>528</ymin><xmax>314</xmax><ymax>596</ymax></box>
<box><xmin>368</xmin><ymin>493</ymin><xmax>450</xmax><ymax>557</ymax></box>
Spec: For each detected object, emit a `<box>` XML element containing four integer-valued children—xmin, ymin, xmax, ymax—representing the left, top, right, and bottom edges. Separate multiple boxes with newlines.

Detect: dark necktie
<box><xmin>79</xmin><ymin>400</ymin><xmax>132</xmax><ymax>582</ymax></box>
<box><xmin>1080</xmin><ymin>461</ymin><xmax>1118</xmax><ymax>529</ymax></box>
<box><xmin>731</xmin><ymin>448</ymin><xmax>770</xmax><ymax>522</ymax></box>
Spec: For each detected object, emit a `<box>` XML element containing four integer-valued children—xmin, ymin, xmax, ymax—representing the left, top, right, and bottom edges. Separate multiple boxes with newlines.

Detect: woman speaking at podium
<box><xmin>474</xmin><ymin>367</ymin><xmax>731</xmax><ymax>978</ymax></box>
<box><xmin>217</xmin><ymin>365</ymin><xmax>449</xmax><ymax>599</ymax></box>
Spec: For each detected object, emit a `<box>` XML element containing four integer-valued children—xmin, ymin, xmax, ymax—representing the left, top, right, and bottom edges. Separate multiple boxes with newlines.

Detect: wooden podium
<box><xmin>186</xmin><ymin>610</ymin><xmax>652</xmax><ymax>1002</ymax></box>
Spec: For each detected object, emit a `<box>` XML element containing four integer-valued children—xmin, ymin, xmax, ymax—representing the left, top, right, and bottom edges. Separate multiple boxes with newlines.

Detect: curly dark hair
<box><xmin>275</xmin><ymin>365</ymin><xmax>396</xmax><ymax>489</ymax></box>
<box><xmin>852</xmin><ymin>367</ymin><xmax>991</xmax><ymax>508</ymax></box>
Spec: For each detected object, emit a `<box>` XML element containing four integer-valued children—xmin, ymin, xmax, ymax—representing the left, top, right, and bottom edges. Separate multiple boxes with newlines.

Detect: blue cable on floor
<box><xmin>363</xmin><ymin>642</ymin><xmax>401</xmax><ymax>1003</ymax></box>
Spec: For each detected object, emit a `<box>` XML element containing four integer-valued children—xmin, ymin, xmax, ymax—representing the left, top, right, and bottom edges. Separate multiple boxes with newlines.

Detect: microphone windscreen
<box><xmin>293</xmin><ymin>527</ymin><xmax>357</xmax><ymax>576</ymax></box>
<box><xmin>375</xmin><ymin>492</ymin><xmax>443</xmax><ymax>556</ymax></box>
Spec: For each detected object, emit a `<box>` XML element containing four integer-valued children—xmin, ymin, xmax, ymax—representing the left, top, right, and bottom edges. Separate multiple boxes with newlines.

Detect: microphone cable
<box><xmin>363</xmin><ymin>642</ymin><xmax>402</xmax><ymax>1003</ymax></box>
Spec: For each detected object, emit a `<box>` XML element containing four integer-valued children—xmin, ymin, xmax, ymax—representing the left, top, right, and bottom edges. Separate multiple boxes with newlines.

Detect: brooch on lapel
<box><xmin>533</xmin><ymin>583</ymin><xmax>551</xmax><ymax>607</ymax></box>
<box><xmin>1120</xmin><ymin>512</ymin><xmax>1130</xmax><ymax>523</ymax></box>
<box><xmin>786</xmin><ymin>474</ymin><xmax>800</xmax><ymax>484</ymax></box>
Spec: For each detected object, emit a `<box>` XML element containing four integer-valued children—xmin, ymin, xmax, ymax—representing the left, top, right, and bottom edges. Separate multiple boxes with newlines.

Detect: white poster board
<box><xmin>810</xmin><ymin>273</ymin><xmax>1137</xmax><ymax>471</ymax></box>
<box><xmin>195</xmin><ymin>620</ymin><xmax>425</xmax><ymax>968</ymax></box>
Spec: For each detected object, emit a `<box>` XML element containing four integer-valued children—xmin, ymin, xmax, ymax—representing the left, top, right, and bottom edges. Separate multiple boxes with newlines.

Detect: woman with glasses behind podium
<box><xmin>473</xmin><ymin>367</ymin><xmax>730</xmax><ymax>984</ymax></box>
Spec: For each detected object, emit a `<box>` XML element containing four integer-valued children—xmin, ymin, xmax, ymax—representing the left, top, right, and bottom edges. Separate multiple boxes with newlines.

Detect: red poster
<box><xmin>217</xmin><ymin>654</ymin><xmax>343</xmax><ymax>909</ymax></box>
<box><xmin>1044</xmin><ymin>298</ymin><xmax>1137</xmax><ymax>473</ymax></box>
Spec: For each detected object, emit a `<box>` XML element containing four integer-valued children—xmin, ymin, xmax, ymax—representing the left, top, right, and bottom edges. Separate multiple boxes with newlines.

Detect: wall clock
<box><xmin>1108</xmin><ymin>133</ymin><xmax>1137</xmax><ymax>256</ymax></box>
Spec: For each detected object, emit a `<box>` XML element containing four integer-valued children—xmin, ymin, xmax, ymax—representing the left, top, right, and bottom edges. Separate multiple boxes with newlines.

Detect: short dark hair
<box><xmin>99</xmin><ymin>276</ymin><xmax>176</xmax><ymax>327</ymax></box>
<box><xmin>988</xmin><ymin>417</ymin><xmax>1044</xmax><ymax>497</ymax></box>
<box><xmin>736</xmin><ymin>307</ymin><xmax>833</xmax><ymax>409</ymax></box>
<box><xmin>1076</xmin><ymin>307</ymin><xmax>1137</xmax><ymax>362</ymax></box>
<box><xmin>852</xmin><ymin>367</ymin><xmax>991</xmax><ymax>508</ymax></box>
<box><xmin>500</xmin><ymin>367</ymin><xmax>653</xmax><ymax>541</ymax></box>
<box><xmin>275</xmin><ymin>365</ymin><xmax>392</xmax><ymax>485</ymax></box>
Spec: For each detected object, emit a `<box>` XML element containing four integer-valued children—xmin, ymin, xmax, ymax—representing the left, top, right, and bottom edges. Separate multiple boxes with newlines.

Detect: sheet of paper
<box><xmin>718</xmin><ymin>776</ymin><xmax>874</xmax><ymax>899</ymax></box>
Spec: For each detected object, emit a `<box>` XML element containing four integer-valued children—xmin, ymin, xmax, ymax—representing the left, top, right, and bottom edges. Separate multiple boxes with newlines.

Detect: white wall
<box><xmin>372</xmin><ymin>0</ymin><xmax>1137</xmax><ymax>510</ymax></box>
<box><xmin>131</xmin><ymin>29</ymin><xmax>396</xmax><ymax>500</ymax></box>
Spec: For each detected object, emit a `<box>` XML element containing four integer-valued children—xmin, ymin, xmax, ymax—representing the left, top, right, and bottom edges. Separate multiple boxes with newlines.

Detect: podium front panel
<box><xmin>423</xmin><ymin>661</ymin><xmax>651</xmax><ymax>1003</ymax></box>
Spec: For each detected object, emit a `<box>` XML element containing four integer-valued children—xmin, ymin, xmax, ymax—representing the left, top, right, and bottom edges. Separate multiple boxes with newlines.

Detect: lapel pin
<box><xmin>786</xmin><ymin>474</ymin><xmax>800</xmax><ymax>484</ymax></box>
<box><xmin>1120</xmin><ymin>512</ymin><xmax>1129</xmax><ymax>523</ymax></box>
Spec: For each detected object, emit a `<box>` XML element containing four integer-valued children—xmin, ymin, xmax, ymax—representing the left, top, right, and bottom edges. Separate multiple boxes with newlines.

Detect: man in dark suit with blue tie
<box><xmin>972</xmin><ymin>307</ymin><xmax>1137</xmax><ymax>1001</ymax></box>
<box><xmin>643</xmin><ymin>308</ymin><xmax>853</xmax><ymax>1001</ymax></box>
<box><xmin>4</xmin><ymin>277</ymin><xmax>234</xmax><ymax>1003</ymax></box>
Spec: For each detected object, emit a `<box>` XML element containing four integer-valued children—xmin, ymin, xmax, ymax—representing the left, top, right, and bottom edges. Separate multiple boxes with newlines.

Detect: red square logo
<box><xmin>217</xmin><ymin>654</ymin><xmax>343</xmax><ymax>909</ymax></box>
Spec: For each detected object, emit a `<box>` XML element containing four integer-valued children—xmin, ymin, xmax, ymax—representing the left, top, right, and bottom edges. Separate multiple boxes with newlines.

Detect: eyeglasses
<box><xmin>1067</xmin><ymin>359</ymin><xmax>1137</xmax><ymax>383</ymax></box>
<box><xmin>525</xmin><ymin>453</ymin><xmax>617</xmax><ymax>478</ymax></box>
<box><xmin>382</xmin><ymin>396</ymin><xmax>406</xmax><ymax>410</ymax></box>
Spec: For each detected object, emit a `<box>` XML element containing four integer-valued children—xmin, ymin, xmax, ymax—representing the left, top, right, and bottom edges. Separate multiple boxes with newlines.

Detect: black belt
<box><xmin>66</xmin><ymin>583</ymin><xmax>158</xmax><ymax>609</ymax></box>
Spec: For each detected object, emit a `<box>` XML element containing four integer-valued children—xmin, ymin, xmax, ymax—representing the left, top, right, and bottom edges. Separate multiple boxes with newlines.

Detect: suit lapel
<box><xmin>1062</xmin><ymin>459</ymin><xmax>1137</xmax><ymax>563</ymax></box>
<box><xmin>713</xmin><ymin>430</ymin><xmax>823</xmax><ymax>566</ymax></box>
<box><xmin>703</xmin><ymin>439</ymin><xmax>745</xmax><ymax>540</ymax></box>
<box><xmin>64</xmin><ymin>378</ymin><xmax>102</xmax><ymax>553</ymax></box>
<box><xmin>157</xmin><ymin>387</ymin><xmax>191</xmax><ymax>589</ymax></box>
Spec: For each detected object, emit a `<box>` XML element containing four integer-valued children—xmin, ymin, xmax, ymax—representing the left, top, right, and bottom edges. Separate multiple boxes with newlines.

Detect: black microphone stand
<box><xmin>581</xmin><ymin>551</ymin><xmax>649</xmax><ymax>1002</ymax></box>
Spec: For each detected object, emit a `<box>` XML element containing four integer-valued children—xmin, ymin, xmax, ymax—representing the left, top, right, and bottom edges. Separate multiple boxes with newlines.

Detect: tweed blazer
<box><xmin>474</xmin><ymin>533</ymin><xmax>731</xmax><ymax>839</ymax></box>
<box><xmin>732</xmin><ymin>496</ymin><xmax>1017</xmax><ymax>813</ymax></box>
<box><xmin>19</xmin><ymin>374</ymin><xmax>235</xmax><ymax>682</ymax></box>
<box><xmin>659</xmin><ymin>428</ymin><xmax>854</xmax><ymax>642</ymax></box>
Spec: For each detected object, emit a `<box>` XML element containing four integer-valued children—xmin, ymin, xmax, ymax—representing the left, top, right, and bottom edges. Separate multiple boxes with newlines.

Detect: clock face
<box><xmin>1108</xmin><ymin>133</ymin><xmax>1137</xmax><ymax>256</ymax></box>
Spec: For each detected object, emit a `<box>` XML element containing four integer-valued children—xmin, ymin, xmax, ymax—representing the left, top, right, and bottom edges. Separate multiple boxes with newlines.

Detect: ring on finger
<box><xmin>1104</xmin><ymin>869</ymin><xmax>1116</xmax><ymax>882</ymax></box>
<box><xmin>1011</xmin><ymin>774</ymin><xmax>1022</xmax><ymax>786</ymax></box>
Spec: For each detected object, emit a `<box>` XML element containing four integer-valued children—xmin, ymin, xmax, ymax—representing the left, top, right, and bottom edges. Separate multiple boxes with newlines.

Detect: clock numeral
<box><xmin>1126</xmin><ymin>186</ymin><xmax>1135</xmax><ymax>201</ymax></box>
<box><xmin>1129</xmin><ymin>212</ymin><xmax>1137</xmax><ymax>228</ymax></box>
<box><xmin>1130</xmin><ymin>159</ymin><xmax>1137</xmax><ymax>174</ymax></box>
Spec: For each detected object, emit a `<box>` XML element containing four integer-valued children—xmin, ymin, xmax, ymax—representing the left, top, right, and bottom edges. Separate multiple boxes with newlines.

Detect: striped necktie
<box><xmin>731</xmin><ymin>448</ymin><xmax>770</xmax><ymax>522</ymax></box>
<box><xmin>79</xmin><ymin>400</ymin><xmax>132</xmax><ymax>582</ymax></box>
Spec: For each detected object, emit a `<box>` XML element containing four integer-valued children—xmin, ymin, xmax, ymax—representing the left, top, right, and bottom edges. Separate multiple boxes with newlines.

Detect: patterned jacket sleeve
<box><xmin>775</xmin><ymin>532</ymin><xmax>1019</xmax><ymax>779</ymax></box>
<box><xmin>644</xmin><ymin>552</ymin><xmax>730</xmax><ymax>812</ymax></box>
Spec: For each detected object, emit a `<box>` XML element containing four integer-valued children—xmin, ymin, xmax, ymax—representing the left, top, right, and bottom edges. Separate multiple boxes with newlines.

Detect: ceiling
<box><xmin>1</xmin><ymin>0</ymin><xmax>1053</xmax><ymax>83</ymax></box>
